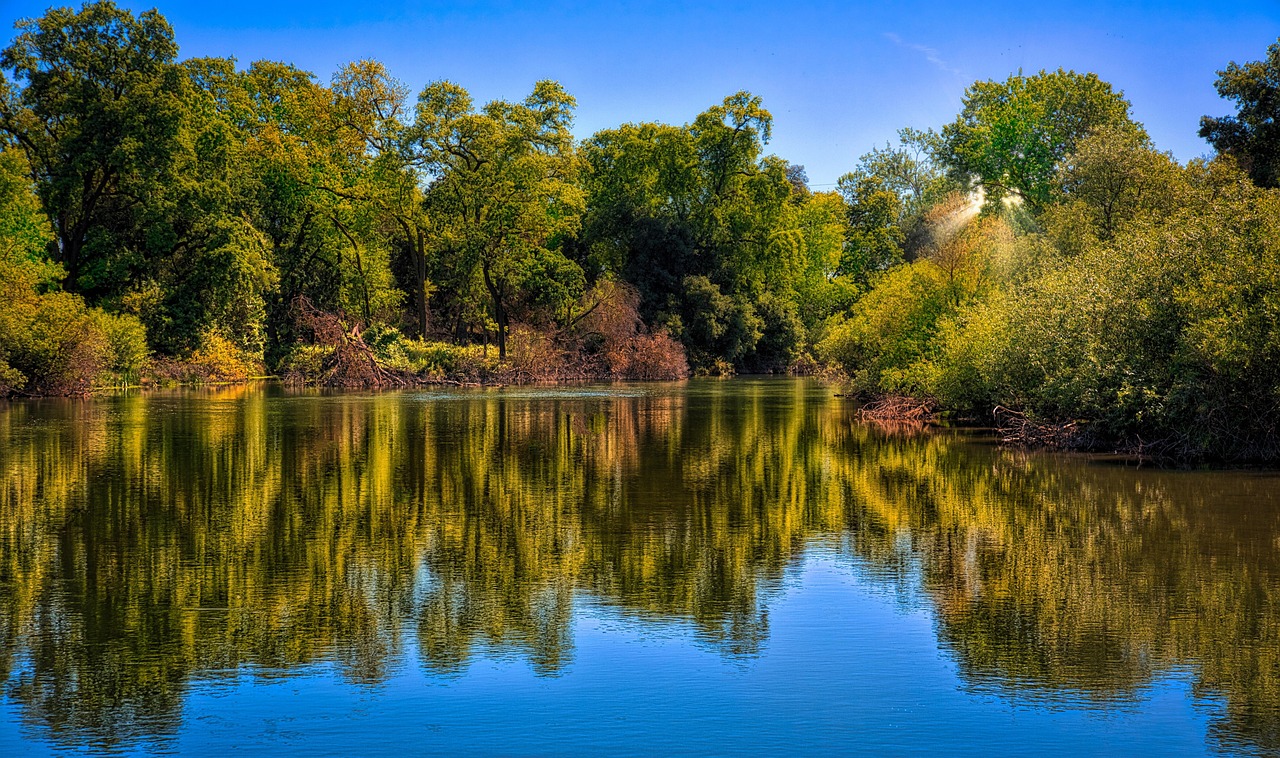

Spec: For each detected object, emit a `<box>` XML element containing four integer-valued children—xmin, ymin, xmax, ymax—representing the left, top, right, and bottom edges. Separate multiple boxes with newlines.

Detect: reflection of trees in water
<box><xmin>839</xmin><ymin>438</ymin><xmax>1280</xmax><ymax>755</ymax></box>
<box><xmin>0</xmin><ymin>381</ymin><xmax>1279</xmax><ymax>752</ymax></box>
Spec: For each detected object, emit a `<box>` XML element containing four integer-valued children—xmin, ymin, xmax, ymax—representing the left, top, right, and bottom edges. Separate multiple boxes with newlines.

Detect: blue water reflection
<box><xmin>0</xmin><ymin>379</ymin><xmax>1275</xmax><ymax>755</ymax></box>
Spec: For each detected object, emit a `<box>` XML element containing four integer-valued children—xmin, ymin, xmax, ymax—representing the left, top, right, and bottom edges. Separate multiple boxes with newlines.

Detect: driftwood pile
<box><xmin>857</xmin><ymin>395</ymin><xmax>938</xmax><ymax>423</ymax></box>
<box><xmin>992</xmin><ymin>405</ymin><xmax>1090</xmax><ymax>449</ymax></box>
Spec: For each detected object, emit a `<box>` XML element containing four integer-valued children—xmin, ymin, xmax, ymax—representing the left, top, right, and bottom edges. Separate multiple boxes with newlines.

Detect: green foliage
<box><xmin>837</xmin><ymin>127</ymin><xmax>959</xmax><ymax>276</ymax></box>
<box><xmin>1049</xmin><ymin>125</ymin><xmax>1182</xmax><ymax>243</ymax></box>
<box><xmin>275</xmin><ymin>343</ymin><xmax>328</xmax><ymax>380</ymax></box>
<box><xmin>0</xmin><ymin>289</ymin><xmax>149</xmax><ymax>394</ymax></box>
<box><xmin>0</xmin><ymin>0</ymin><xmax>186</xmax><ymax>298</ymax></box>
<box><xmin>356</xmin><ymin>323</ymin><xmax>493</xmax><ymax>377</ymax></box>
<box><xmin>1200</xmin><ymin>37</ymin><xmax>1280</xmax><ymax>188</ymax></box>
<box><xmin>817</xmin><ymin>262</ymin><xmax>951</xmax><ymax>392</ymax></box>
<box><xmin>410</xmin><ymin>78</ymin><xmax>584</xmax><ymax>359</ymax></box>
<box><xmin>921</xmin><ymin>157</ymin><xmax>1280</xmax><ymax>458</ymax></box>
<box><xmin>0</xmin><ymin>141</ymin><xmax>148</xmax><ymax>393</ymax></box>
<box><xmin>181</xmin><ymin>332</ymin><xmax>259</xmax><ymax>381</ymax></box>
<box><xmin>0</xmin><ymin>149</ymin><xmax>54</xmax><ymax>282</ymax></box>
<box><xmin>940</xmin><ymin>69</ymin><xmax>1143</xmax><ymax>211</ymax></box>
<box><xmin>92</xmin><ymin>310</ymin><xmax>149</xmax><ymax>380</ymax></box>
<box><xmin>146</xmin><ymin>218</ymin><xmax>279</xmax><ymax>358</ymax></box>
<box><xmin>677</xmin><ymin>274</ymin><xmax>763</xmax><ymax>372</ymax></box>
<box><xmin>752</xmin><ymin>291</ymin><xmax>804</xmax><ymax>372</ymax></box>
<box><xmin>580</xmin><ymin>94</ymin><xmax>844</xmax><ymax>371</ymax></box>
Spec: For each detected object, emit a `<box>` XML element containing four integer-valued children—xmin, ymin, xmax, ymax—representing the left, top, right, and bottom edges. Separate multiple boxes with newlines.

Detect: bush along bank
<box><xmin>821</xmin><ymin>150</ymin><xmax>1280</xmax><ymax>463</ymax></box>
<box><xmin>279</xmin><ymin>292</ymin><xmax>689</xmax><ymax>387</ymax></box>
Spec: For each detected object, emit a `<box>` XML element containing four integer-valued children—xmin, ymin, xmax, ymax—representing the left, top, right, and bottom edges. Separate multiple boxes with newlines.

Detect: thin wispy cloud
<box><xmin>883</xmin><ymin>32</ymin><xmax>963</xmax><ymax>77</ymax></box>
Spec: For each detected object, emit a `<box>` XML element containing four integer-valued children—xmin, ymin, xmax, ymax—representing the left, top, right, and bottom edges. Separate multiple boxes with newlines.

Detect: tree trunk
<box><xmin>480</xmin><ymin>258</ymin><xmax>507</xmax><ymax>361</ymax></box>
<box><xmin>414</xmin><ymin>229</ymin><xmax>430</xmax><ymax>337</ymax></box>
<box><xmin>496</xmin><ymin>305</ymin><xmax>508</xmax><ymax>360</ymax></box>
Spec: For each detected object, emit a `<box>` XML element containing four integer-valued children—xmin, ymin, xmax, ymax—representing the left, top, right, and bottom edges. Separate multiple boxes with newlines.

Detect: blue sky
<box><xmin>2</xmin><ymin>0</ymin><xmax>1278</xmax><ymax>186</ymax></box>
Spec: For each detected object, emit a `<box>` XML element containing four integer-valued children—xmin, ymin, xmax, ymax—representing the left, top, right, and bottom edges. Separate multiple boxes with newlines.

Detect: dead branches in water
<box><xmin>992</xmin><ymin>405</ymin><xmax>1091</xmax><ymax>450</ymax></box>
<box><xmin>849</xmin><ymin>395</ymin><xmax>939</xmax><ymax>437</ymax></box>
<box><xmin>857</xmin><ymin>395</ymin><xmax>938</xmax><ymax>423</ymax></box>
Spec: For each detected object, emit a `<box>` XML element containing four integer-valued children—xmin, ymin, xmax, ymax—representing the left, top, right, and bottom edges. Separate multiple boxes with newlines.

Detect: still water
<box><xmin>0</xmin><ymin>378</ymin><xmax>1278</xmax><ymax>756</ymax></box>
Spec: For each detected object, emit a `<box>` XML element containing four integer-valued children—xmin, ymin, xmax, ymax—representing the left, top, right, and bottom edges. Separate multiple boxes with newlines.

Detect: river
<box><xmin>1</xmin><ymin>378</ymin><xmax>1278</xmax><ymax>755</ymax></box>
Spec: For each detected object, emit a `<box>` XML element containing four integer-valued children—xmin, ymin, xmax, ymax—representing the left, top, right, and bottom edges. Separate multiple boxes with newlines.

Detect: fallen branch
<box><xmin>992</xmin><ymin>405</ymin><xmax>1090</xmax><ymax>449</ymax></box>
<box><xmin>291</xmin><ymin>296</ymin><xmax>408</xmax><ymax>388</ymax></box>
<box><xmin>858</xmin><ymin>395</ymin><xmax>938</xmax><ymax>423</ymax></box>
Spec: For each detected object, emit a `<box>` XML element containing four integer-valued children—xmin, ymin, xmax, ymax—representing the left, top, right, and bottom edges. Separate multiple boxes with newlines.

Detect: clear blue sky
<box><xmin>3</xmin><ymin>0</ymin><xmax>1278</xmax><ymax>186</ymax></box>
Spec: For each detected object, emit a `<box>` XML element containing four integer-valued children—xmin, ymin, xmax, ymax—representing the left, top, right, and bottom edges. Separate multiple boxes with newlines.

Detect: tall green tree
<box><xmin>838</xmin><ymin>127</ymin><xmax>958</xmax><ymax>275</ymax></box>
<box><xmin>0</xmin><ymin>1</ymin><xmax>185</xmax><ymax>298</ymax></box>
<box><xmin>939</xmin><ymin>69</ymin><xmax>1143</xmax><ymax>211</ymax></box>
<box><xmin>1200</xmin><ymin>37</ymin><xmax>1280</xmax><ymax>188</ymax></box>
<box><xmin>331</xmin><ymin>59</ymin><xmax>430</xmax><ymax>335</ymax></box>
<box><xmin>410</xmin><ymin>79</ymin><xmax>584</xmax><ymax>358</ymax></box>
<box><xmin>580</xmin><ymin>93</ymin><xmax>833</xmax><ymax>371</ymax></box>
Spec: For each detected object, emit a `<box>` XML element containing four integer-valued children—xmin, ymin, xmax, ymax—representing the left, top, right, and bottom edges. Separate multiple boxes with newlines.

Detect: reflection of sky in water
<box><xmin>0</xmin><ymin>555</ymin><xmax>1221</xmax><ymax>757</ymax></box>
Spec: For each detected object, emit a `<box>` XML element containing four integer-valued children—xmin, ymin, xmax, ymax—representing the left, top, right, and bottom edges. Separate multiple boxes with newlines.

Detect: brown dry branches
<box><xmin>858</xmin><ymin>395</ymin><xmax>938</xmax><ymax>423</ymax></box>
<box><xmin>992</xmin><ymin>405</ymin><xmax>1090</xmax><ymax>449</ymax></box>
<box><xmin>291</xmin><ymin>296</ymin><xmax>408</xmax><ymax>388</ymax></box>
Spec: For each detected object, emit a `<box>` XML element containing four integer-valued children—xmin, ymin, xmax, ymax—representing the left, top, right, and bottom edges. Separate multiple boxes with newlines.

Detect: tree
<box><xmin>1047</xmin><ymin>125</ymin><xmax>1182</xmax><ymax>245</ymax></box>
<box><xmin>410</xmin><ymin>79</ymin><xmax>584</xmax><ymax>359</ymax></box>
<box><xmin>579</xmin><ymin>93</ymin><xmax>834</xmax><ymax>372</ymax></box>
<box><xmin>939</xmin><ymin>69</ymin><xmax>1143</xmax><ymax>211</ymax></box>
<box><xmin>838</xmin><ymin>127</ymin><xmax>959</xmax><ymax>271</ymax></box>
<box><xmin>0</xmin><ymin>1</ymin><xmax>185</xmax><ymax>298</ymax></box>
<box><xmin>331</xmin><ymin>59</ymin><xmax>434</xmax><ymax>337</ymax></box>
<box><xmin>1200</xmin><ymin>37</ymin><xmax>1280</xmax><ymax>188</ymax></box>
<box><xmin>0</xmin><ymin>146</ymin><xmax>147</xmax><ymax>394</ymax></box>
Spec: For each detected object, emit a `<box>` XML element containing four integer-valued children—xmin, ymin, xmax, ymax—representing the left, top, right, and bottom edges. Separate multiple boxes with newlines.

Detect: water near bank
<box><xmin>1</xmin><ymin>379</ymin><xmax>1278</xmax><ymax>755</ymax></box>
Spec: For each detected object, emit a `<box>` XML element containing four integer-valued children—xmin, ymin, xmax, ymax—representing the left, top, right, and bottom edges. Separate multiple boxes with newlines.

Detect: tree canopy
<box><xmin>2</xmin><ymin>2</ymin><xmax>1279</xmax><ymax>460</ymax></box>
<box><xmin>938</xmin><ymin>68</ymin><xmax>1143</xmax><ymax>211</ymax></box>
<box><xmin>1200</xmin><ymin>37</ymin><xmax>1280</xmax><ymax>188</ymax></box>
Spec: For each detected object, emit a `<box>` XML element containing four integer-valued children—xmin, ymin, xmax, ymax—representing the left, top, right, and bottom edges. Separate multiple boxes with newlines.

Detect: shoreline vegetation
<box><xmin>3</xmin><ymin>3</ymin><xmax>1280</xmax><ymax>462</ymax></box>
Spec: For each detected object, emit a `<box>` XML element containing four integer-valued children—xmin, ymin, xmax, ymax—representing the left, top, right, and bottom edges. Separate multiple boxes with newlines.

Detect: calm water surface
<box><xmin>1</xmin><ymin>378</ymin><xmax>1278</xmax><ymax>755</ymax></box>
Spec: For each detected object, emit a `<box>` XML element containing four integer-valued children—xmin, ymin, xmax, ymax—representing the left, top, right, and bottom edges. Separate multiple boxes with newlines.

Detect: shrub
<box><xmin>362</xmin><ymin>324</ymin><xmax>414</xmax><ymax>371</ymax></box>
<box><xmin>503</xmin><ymin>324</ymin><xmax>568</xmax><ymax>381</ymax></box>
<box><xmin>0</xmin><ymin>290</ymin><xmax>141</xmax><ymax>395</ymax></box>
<box><xmin>402</xmin><ymin>340</ymin><xmax>490</xmax><ymax>379</ymax></box>
<box><xmin>607</xmin><ymin>330</ymin><xmax>690</xmax><ymax>380</ymax></box>
<box><xmin>167</xmin><ymin>332</ymin><xmax>259</xmax><ymax>383</ymax></box>
<box><xmin>0</xmin><ymin>358</ymin><xmax>22</xmax><ymax>395</ymax></box>
<box><xmin>92</xmin><ymin>310</ymin><xmax>150</xmax><ymax>384</ymax></box>
<box><xmin>275</xmin><ymin>344</ymin><xmax>329</xmax><ymax>382</ymax></box>
<box><xmin>816</xmin><ymin>262</ymin><xmax>951</xmax><ymax>393</ymax></box>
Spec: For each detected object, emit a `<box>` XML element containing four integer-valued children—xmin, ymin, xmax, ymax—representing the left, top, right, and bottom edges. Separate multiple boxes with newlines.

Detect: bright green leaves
<box><xmin>939</xmin><ymin>69</ymin><xmax>1142</xmax><ymax>212</ymax></box>
<box><xmin>410</xmin><ymin>79</ymin><xmax>584</xmax><ymax>358</ymax></box>
<box><xmin>0</xmin><ymin>148</ymin><xmax>57</xmax><ymax>292</ymax></box>
<box><xmin>837</xmin><ymin>128</ymin><xmax>959</xmax><ymax>286</ymax></box>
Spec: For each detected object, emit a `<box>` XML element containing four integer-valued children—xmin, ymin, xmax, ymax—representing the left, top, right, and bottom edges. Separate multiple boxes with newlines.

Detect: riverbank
<box><xmin>845</xmin><ymin>390</ymin><xmax>1280</xmax><ymax>466</ymax></box>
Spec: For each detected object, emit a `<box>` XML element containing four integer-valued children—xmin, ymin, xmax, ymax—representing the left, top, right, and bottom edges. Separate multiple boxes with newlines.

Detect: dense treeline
<box><xmin>2</xmin><ymin>2</ymin><xmax>1279</xmax><ymax>458</ymax></box>
<box><xmin>0</xmin><ymin>1</ymin><xmax>848</xmax><ymax>391</ymax></box>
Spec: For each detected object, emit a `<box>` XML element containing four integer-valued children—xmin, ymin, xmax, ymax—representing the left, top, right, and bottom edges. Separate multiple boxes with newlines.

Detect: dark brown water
<box><xmin>1</xmin><ymin>379</ymin><xmax>1278</xmax><ymax>755</ymax></box>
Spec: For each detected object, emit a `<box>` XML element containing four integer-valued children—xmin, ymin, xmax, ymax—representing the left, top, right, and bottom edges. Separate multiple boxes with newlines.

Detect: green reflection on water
<box><xmin>1</xmin><ymin>379</ymin><xmax>1279</xmax><ymax>753</ymax></box>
